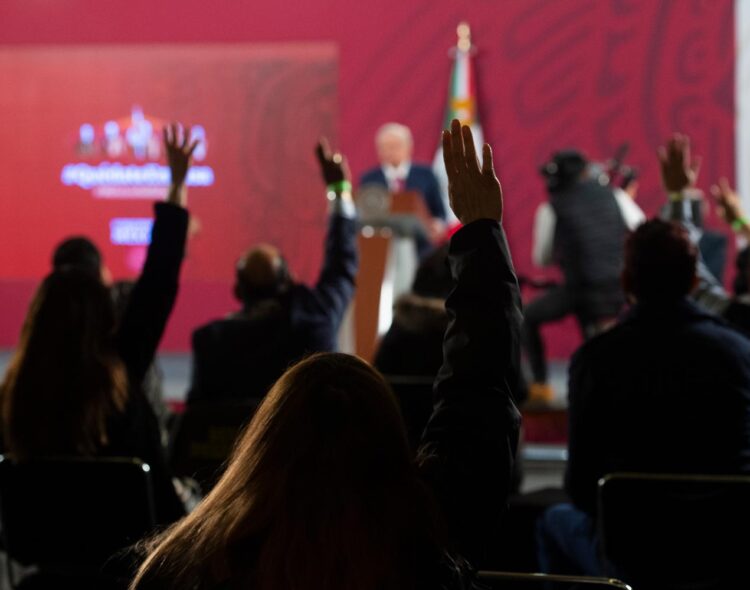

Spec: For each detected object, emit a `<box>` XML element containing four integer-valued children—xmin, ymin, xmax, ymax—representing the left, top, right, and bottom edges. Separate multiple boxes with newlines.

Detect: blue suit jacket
<box><xmin>360</xmin><ymin>163</ymin><xmax>447</xmax><ymax>220</ymax></box>
<box><xmin>187</xmin><ymin>214</ymin><xmax>358</xmax><ymax>404</ymax></box>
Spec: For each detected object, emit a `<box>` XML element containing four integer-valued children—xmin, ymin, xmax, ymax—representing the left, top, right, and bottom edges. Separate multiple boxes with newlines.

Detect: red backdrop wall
<box><xmin>0</xmin><ymin>0</ymin><xmax>735</xmax><ymax>356</ymax></box>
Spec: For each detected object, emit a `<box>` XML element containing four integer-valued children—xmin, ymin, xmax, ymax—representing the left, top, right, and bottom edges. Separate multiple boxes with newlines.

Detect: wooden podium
<box><xmin>353</xmin><ymin>189</ymin><xmax>433</xmax><ymax>361</ymax></box>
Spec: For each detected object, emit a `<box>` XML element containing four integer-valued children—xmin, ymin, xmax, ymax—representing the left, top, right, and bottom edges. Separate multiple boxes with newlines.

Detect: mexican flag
<box><xmin>433</xmin><ymin>23</ymin><xmax>484</xmax><ymax>225</ymax></box>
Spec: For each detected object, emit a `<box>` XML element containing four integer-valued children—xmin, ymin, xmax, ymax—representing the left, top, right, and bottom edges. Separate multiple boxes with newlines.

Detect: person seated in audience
<box><xmin>52</xmin><ymin>236</ymin><xmax>169</xmax><ymax>439</ymax></box>
<box><xmin>537</xmin><ymin>216</ymin><xmax>750</xmax><ymax>576</ymax></box>
<box><xmin>373</xmin><ymin>242</ymin><xmax>451</xmax><ymax>378</ymax></box>
<box><xmin>185</xmin><ymin>139</ymin><xmax>358</xmax><ymax>405</ymax></box>
<box><xmin>129</xmin><ymin>120</ymin><xmax>522</xmax><ymax>590</ymax></box>
<box><xmin>658</xmin><ymin>133</ymin><xmax>750</xmax><ymax>336</ymax></box>
<box><xmin>0</xmin><ymin>123</ymin><xmax>196</xmax><ymax>526</ymax></box>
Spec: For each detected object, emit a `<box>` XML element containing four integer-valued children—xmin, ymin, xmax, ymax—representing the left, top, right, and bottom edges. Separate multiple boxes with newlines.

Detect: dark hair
<box><xmin>539</xmin><ymin>149</ymin><xmax>588</xmax><ymax>193</ymax></box>
<box><xmin>412</xmin><ymin>243</ymin><xmax>452</xmax><ymax>299</ymax></box>
<box><xmin>623</xmin><ymin>219</ymin><xmax>697</xmax><ymax>303</ymax></box>
<box><xmin>234</xmin><ymin>245</ymin><xmax>292</xmax><ymax>305</ymax></box>
<box><xmin>132</xmin><ymin>353</ymin><xmax>444</xmax><ymax>590</ymax></box>
<box><xmin>1</xmin><ymin>269</ymin><xmax>127</xmax><ymax>460</ymax></box>
<box><xmin>52</xmin><ymin>236</ymin><xmax>102</xmax><ymax>279</ymax></box>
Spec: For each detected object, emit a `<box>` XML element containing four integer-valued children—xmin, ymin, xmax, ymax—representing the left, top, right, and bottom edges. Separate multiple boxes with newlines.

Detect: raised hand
<box><xmin>442</xmin><ymin>118</ymin><xmax>502</xmax><ymax>224</ymax></box>
<box><xmin>315</xmin><ymin>137</ymin><xmax>351</xmax><ymax>187</ymax></box>
<box><xmin>163</xmin><ymin>123</ymin><xmax>199</xmax><ymax>207</ymax></box>
<box><xmin>657</xmin><ymin>133</ymin><xmax>702</xmax><ymax>193</ymax></box>
<box><xmin>711</xmin><ymin>177</ymin><xmax>746</xmax><ymax>226</ymax></box>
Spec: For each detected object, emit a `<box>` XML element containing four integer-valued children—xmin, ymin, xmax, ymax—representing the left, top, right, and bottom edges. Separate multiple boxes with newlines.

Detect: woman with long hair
<box><xmin>1</xmin><ymin>124</ymin><xmax>197</xmax><ymax>524</ymax></box>
<box><xmin>131</xmin><ymin>120</ymin><xmax>522</xmax><ymax>589</ymax></box>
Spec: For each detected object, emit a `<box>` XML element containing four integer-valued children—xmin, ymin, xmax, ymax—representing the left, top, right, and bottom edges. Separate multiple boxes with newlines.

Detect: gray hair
<box><xmin>375</xmin><ymin>123</ymin><xmax>413</xmax><ymax>148</ymax></box>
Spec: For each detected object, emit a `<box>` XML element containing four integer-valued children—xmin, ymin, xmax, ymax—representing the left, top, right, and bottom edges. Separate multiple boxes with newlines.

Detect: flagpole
<box><xmin>433</xmin><ymin>21</ymin><xmax>484</xmax><ymax>226</ymax></box>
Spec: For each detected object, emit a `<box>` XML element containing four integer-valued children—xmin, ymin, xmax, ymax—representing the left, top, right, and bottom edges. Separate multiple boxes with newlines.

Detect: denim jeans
<box><xmin>536</xmin><ymin>503</ymin><xmax>603</xmax><ymax>576</ymax></box>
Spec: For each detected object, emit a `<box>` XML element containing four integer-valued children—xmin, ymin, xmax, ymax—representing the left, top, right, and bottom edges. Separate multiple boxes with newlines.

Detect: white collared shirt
<box><xmin>382</xmin><ymin>161</ymin><xmax>412</xmax><ymax>192</ymax></box>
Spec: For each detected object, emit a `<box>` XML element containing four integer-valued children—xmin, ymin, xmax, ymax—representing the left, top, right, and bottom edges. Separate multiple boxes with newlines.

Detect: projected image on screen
<box><xmin>0</xmin><ymin>45</ymin><xmax>338</xmax><ymax>347</ymax></box>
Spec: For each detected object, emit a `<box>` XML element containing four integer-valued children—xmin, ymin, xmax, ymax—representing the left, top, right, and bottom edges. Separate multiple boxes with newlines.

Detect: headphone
<box><xmin>234</xmin><ymin>254</ymin><xmax>292</xmax><ymax>304</ymax></box>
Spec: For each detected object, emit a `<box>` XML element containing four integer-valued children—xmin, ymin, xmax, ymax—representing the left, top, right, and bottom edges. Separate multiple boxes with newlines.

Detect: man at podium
<box><xmin>360</xmin><ymin>123</ymin><xmax>446</xmax><ymax>254</ymax></box>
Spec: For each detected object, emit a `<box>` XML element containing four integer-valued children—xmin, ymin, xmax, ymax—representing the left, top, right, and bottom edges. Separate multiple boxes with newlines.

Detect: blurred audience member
<box><xmin>374</xmin><ymin>243</ymin><xmax>451</xmax><ymax>377</ymax></box>
<box><xmin>52</xmin><ymin>236</ymin><xmax>169</xmax><ymax>439</ymax></box>
<box><xmin>130</xmin><ymin>120</ymin><xmax>521</xmax><ymax>590</ymax></box>
<box><xmin>658</xmin><ymin>133</ymin><xmax>750</xmax><ymax>336</ymax></box>
<box><xmin>537</xmin><ymin>217</ymin><xmax>750</xmax><ymax>576</ymax></box>
<box><xmin>524</xmin><ymin>150</ymin><xmax>644</xmax><ymax>403</ymax></box>
<box><xmin>0</xmin><ymin>123</ymin><xmax>196</xmax><ymax>525</ymax></box>
<box><xmin>186</xmin><ymin>139</ymin><xmax>358</xmax><ymax>404</ymax></box>
<box><xmin>112</xmin><ymin>280</ymin><xmax>169</xmax><ymax>441</ymax></box>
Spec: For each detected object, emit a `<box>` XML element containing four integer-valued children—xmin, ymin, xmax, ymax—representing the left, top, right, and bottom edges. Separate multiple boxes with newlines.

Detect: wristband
<box><xmin>667</xmin><ymin>191</ymin><xmax>684</xmax><ymax>202</ymax></box>
<box><xmin>327</xmin><ymin>180</ymin><xmax>352</xmax><ymax>193</ymax></box>
<box><xmin>732</xmin><ymin>218</ymin><xmax>749</xmax><ymax>232</ymax></box>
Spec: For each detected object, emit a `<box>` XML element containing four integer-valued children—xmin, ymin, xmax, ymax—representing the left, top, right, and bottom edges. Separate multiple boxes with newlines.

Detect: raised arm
<box><xmin>309</xmin><ymin>138</ymin><xmax>358</xmax><ymax>327</ymax></box>
<box><xmin>116</xmin><ymin>124</ymin><xmax>195</xmax><ymax>383</ymax></box>
<box><xmin>417</xmin><ymin>120</ymin><xmax>522</xmax><ymax>565</ymax></box>
<box><xmin>658</xmin><ymin>134</ymin><xmax>730</xmax><ymax>314</ymax></box>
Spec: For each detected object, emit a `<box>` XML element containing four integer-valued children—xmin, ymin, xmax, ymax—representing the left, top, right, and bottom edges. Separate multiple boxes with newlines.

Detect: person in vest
<box><xmin>523</xmin><ymin>150</ymin><xmax>644</xmax><ymax>403</ymax></box>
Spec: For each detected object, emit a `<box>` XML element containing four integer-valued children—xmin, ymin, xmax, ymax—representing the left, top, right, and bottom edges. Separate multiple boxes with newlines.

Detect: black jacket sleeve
<box><xmin>186</xmin><ymin>326</ymin><xmax>212</xmax><ymax>404</ymax></box>
<box><xmin>310</xmin><ymin>213</ymin><xmax>358</xmax><ymax>326</ymax></box>
<box><xmin>416</xmin><ymin>219</ymin><xmax>522</xmax><ymax>565</ymax></box>
<box><xmin>116</xmin><ymin>202</ymin><xmax>189</xmax><ymax>384</ymax></box>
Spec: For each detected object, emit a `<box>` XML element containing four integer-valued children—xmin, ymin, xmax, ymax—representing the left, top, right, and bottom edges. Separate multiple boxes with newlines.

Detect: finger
<box><xmin>442</xmin><ymin>130</ymin><xmax>456</xmax><ymax>176</ymax></box>
<box><xmin>187</xmin><ymin>139</ymin><xmax>200</xmax><ymax>158</ymax></box>
<box><xmin>462</xmin><ymin>125</ymin><xmax>480</xmax><ymax>174</ymax></box>
<box><xmin>668</xmin><ymin>138</ymin><xmax>681</xmax><ymax>163</ymax></box>
<box><xmin>450</xmin><ymin>119</ymin><xmax>465</xmax><ymax>168</ymax></box>
<box><xmin>317</xmin><ymin>137</ymin><xmax>332</xmax><ymax>162</ymax></box>
<box><xmin>481</xmin><ymin>143</ymin><xmax>495</xmax><ymax>176</ymax></box>
<box><xmin>657</xmin><ymin>146</ymin><xmax>668</xmax><ymax>165</ymax></box>
<box><xmin>681</xmin><ymin>136</ymin><xmax>692</xmax><ymax>168</ymax></box>
<box><xmin>340</xmin><ymin>156</ymin><xmax>352</xmax><ymax>181</ymax></box>
<box><xmin>182</xmin><ymin>126</ymin><xmax>192</xmax><ymax>150</ymax></box>
<box><xmin>315</xmin><ymin>143</ymin><xmax>326</xmax><ymax>167</ymax></box>
<box><xmin>690</xmin><ymin>155</ymin><xmax>702</xmax><ymax>179</ymax></box>
<box><xmin>171</xmin><ymin>123</ymin><xmax>178</xmax><ymax>147</ymax></box>
<box><xmin>719</xmin><ymin>177</ymin><xmax>733</xmax><ymax>194</ymax></box>
<box><xmin>163</xmin><ymin>125</ymin><xmax>169</xmax><ymax>147</ymax></box>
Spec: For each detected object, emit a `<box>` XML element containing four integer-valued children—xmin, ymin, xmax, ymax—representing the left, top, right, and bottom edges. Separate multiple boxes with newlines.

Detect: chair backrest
<box><xmin>478</xmin><ymin>570</ymin><xmax>632</xmax><ymax>589</ymax></box>
<box><xmin>168</xmin><ymin>400</ymin><xmax>260</xmax><ymax>491</ymax></box>
<box><xmin>383</xmin><ymin>375</ymin><xmax>434</xmax><ymax>452</ymax></box>
<box><xmin>0</xmin><ymin>455</ymin><xmax>156</xmax><ymax>568</ymax></box>
<box><xmin>597</xmin><ymin>472</ymin><xmax>750</xmax><ymax>589</ymax></box>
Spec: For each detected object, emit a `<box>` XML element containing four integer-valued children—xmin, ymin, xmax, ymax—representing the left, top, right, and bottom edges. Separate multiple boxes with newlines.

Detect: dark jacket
<box><xmin>360</xmin><ymin>163</ymin><xmax>447</xmax><ymax>220</ymax></box>
<box><xmin>565</xmin><ymin>298</ymin><xmax>750</xmax><ymax>517</ymax></box>
<box><xmin>106</xmin><ymin>202</ymin><xmax>189</xmax><ymax>525</ymax></box>
<box><xmin>418</xmin><ymin>219</ymin><xmax>522</xmax><ymax>567</ymax></box>
<box><xmin>187</xmin><ymin>213</ymin><xmax>358</xmax><ymax>404</ymax></box>
<box><xmin>374</xmin><ymin>294</ymin><xmax>448</xmax><ymax>378</ymax></box>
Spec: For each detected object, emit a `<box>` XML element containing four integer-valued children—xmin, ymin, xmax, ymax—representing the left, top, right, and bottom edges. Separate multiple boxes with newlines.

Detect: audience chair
<box><xmin>168</xmin><ymin>400</ymin><xmax>260</xmax><ymax>492</ymax></box>
<box><xmin>0</xmin><ymin>455</ymin><xmax>156</xmax><ymax>587</ymax></box>
<box><xmin>597</xmin><ymin>472</ymin><xmax>750</xmax><ymax>590</ymax></box>
<box><xmin>478</xmin><ymin>570</ymin><xmax>631</xmax><ymax>589</ymax></box>
<box><xmin>383</xmin><ymin>375</ymin><xmax>434</xmax><ymax>452</ymax></box>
